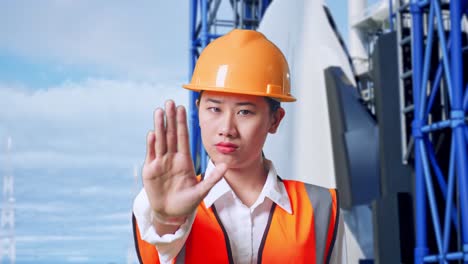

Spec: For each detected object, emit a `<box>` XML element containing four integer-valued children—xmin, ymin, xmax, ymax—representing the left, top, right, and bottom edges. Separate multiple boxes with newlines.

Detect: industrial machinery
<box><xmin>187</xmin><ymin>0</ymin><xmax>468</xmax><ymax>263</ymax></box>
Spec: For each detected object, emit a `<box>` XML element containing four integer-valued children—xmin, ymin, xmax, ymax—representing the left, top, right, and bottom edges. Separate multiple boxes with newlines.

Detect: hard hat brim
<box><xmin>182</xmin><ymin>84</ymin><xmax>297</xmax><ymax>102</ymax></box>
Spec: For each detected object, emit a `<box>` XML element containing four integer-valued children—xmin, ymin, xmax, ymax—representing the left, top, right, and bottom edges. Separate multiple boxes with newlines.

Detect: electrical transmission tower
<box><xmin>0</xmin><ymin>137</ymin><xmax>15</xmax><ymax>264</ymax></box>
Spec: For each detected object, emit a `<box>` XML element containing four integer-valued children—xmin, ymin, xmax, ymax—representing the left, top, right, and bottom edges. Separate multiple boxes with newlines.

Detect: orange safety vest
<box><xmin>133</xmin><ymin>178</ymin><xmax>339</xmax><ymax>264</ymax></box>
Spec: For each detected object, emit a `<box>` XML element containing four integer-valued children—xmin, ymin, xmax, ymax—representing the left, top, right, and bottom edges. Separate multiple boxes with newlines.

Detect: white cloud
<box><xmin>97</xmin><ymin>211</ymin><xmax>133</xmax><ymax>221</ymax></box>
<box><xmin>14</xmin><ymin>202</ymin><xmax>67</xmax><ymax>213</ymax></box>
<box><xmin>0</xmin><ymin>78</ymin><xmax>190</xmax><ymax>169</ymax></box>
<box><xmin>0</xmin><ymin>1</ymin><xmax>189</xmax><ymax>79</ymax></box>
<box><xmin>1</xmin><ymin>79</ymin><xmax>186</xmax><ymax>121</ymax></box>
<box><xmin>78</xmin><ymin>185</ymin><xmax>133</xmax><ymax>197</ymax></box>
<box><xmin>16</xmin><ymin>235</ymin><xmax>115</xmax><ymax>242</ymax></box>
<box><xmin>10</xmin><ymin>150</ymin><xmax>141</xmax><ymax>169</ymax></box>
<box><xmin>0</xmin><ymin>2</ymin><xmax>196</xmax><ymax>262</ymax></box>
<box><xmin>66</xmin><ymin>256</ymin><xmax>90</xmax><ymax>263</ymax></box>
<box><xmin>78</xmin><ymin>223</ymin><xmax>131</xmax><ymax>233</ymax></box>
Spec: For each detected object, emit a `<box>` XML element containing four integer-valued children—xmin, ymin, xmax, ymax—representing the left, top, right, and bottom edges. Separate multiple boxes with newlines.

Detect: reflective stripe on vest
<box><xmin>305</xmin><ymin>184</ymin><xmax>339</xmax><ymax>263</ymax></box>
<box><xmin>132</xmin><ymin>179</ymin><xmax>339</xmax><ymax>264</ymax></box>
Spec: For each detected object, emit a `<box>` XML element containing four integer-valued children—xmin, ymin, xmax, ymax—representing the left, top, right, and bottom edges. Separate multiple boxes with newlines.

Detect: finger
<box><xmin>176</xmin><ymin>106</ymin><xmax>190</xmax><ymax>154</ymax></box>
<box><xmin>154</xmin><ymin>108</ymin><xmax>167</xmax><ymax>156</ymax></box>
<box><xmin>165</xmin><ymin>100</ymin><xmax>177</xmax><ymax>153</ymax></box>
<box><xmin>193</xmin><ymin>163</ymin><xmax>227</xmax><ymax>198</ymax></box>
<box><xmin>145</xmin><ymin>131</ymin><xmax>156</xmax><ymax>163</ymax></box>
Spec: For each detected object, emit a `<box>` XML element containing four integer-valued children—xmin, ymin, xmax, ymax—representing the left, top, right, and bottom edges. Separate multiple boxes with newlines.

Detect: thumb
<box><xmin>194</xmin><ymin>163</ymin><xmax>228</xmax><ymax>198</ymax></box>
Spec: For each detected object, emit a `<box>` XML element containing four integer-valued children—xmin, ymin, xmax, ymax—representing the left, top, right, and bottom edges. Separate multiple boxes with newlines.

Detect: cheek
<box><xmin>242</xmin><ymin>120</ymin><xmax>270</xmax><ymax>146</ymax></box>
<box><xmin>198</xmin><ymin>114</ymin><xmax>222</xmax><ymax>151</ymax></box>
<box><xmin>199</xmin><ymin>119</ymin><xmax>213</xmax><ymax>142</ymax></box>
<box><xmin>198</xmin><ymin>112</ymin><xmax>213</xmax><ymax>133</ymax></box>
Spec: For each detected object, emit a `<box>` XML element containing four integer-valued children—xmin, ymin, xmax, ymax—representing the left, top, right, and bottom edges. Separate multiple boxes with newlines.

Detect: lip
<box><xmin>215</xmin><ymin>142</ymin><xmax>239</xmax><ymax>154</ymax></box>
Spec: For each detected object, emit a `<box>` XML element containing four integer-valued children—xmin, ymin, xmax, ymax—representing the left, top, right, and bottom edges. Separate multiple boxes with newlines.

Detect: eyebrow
<box><xmin>206</xmin><ymin>98</ymin><xmax>222</xmax><ymax>104</ymax></box>
<box><xmin>236</xmin><ymin>102</ymin><xmax>256</xmax><ymax>107</ymax></box>
<box><xmin>206</xmin><ymin>98</ymin><xmax>257</xmax><ymax>107</ymax></box>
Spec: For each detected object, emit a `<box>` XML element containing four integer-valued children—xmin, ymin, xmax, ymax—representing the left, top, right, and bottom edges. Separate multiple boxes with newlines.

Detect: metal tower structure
<box><xmin>395</xmin><ymin>0</ymin><xmax>468</xmax><ymax>262</ymax></box>
<box><xmin>188</xmin><ymin>0</ymin><xmax>271</xmax><ymax>173</ymax></box>
<box><xmin>0</xmin><ymin>137</ymin><xmax>15</xmax><ymax>264</ymax></box>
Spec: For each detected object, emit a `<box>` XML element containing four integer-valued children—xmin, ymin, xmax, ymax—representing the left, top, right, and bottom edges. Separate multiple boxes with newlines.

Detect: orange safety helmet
<box><xmin>183</xmin><ymin>29</ymin><xmax>296</xmax><ymax>102</ymax></box>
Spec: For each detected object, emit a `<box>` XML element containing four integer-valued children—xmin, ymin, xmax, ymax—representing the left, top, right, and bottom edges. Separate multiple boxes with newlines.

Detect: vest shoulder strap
<box><xmin>303</xmin><ymin>183</ymin><xmax>340</xmax><ymax>264</ymax></box>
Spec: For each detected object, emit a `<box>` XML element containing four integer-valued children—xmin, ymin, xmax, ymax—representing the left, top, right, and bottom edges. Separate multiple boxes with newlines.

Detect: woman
<box><xmin>133</xmin><ymin>29</ymin><xmax>347</xmax><ymax>264</ymax></box>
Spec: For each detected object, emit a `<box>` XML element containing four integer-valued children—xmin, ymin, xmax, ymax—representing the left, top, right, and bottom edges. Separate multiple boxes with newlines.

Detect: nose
<box><xmin>218</xmin><ymin>113</ymin><xmax>238</xmax><ymax>138</ymax></box>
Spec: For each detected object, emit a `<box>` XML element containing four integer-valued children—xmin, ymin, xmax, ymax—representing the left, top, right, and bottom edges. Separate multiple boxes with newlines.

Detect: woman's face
<box><xmin>198</xmin><ymin>91</ymin><xmax>284</xmax><ymax>169</ymax></box>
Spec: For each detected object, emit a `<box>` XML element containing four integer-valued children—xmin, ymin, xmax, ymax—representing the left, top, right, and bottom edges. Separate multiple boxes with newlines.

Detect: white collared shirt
<box><xmin>133</xmin><ymin>160</ymin><xmax>347</xmax><ymax>264</ymax></box>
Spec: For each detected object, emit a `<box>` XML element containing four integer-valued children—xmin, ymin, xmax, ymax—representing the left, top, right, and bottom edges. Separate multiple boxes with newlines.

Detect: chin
<box><xmin>208</xmin><ymin>153</ymin><xmax>238</xmax><ymax>168</ymax></box>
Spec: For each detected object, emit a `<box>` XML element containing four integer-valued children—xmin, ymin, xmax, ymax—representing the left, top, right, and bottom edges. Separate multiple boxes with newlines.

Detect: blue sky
<box><xmin>0</xmin><ymin>0</ymin><xmax>379</xmax><ymax>263</ymax></box>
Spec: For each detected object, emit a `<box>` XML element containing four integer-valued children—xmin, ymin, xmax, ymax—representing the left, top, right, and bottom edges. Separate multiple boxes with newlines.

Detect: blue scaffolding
<box><xmin>188</xmin><ymin>0</ymin><xmax>271</xmax><ymax>173</ymax></box>
<box><xmin>397</xmin><ymin>0</ymin><xmax>468</xmax><ymax>262</ymax></box>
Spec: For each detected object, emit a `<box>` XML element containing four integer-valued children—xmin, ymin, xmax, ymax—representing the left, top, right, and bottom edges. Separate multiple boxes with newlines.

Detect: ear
<box><xmin>268</xmin><ymin>107</ymin><xmax>285</xmax><ymax>134</ymax></box>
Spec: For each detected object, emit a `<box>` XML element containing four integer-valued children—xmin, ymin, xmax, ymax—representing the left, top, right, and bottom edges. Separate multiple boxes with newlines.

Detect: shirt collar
<box><xmin>203</xmin><ymin>160</ymin><xmax>232</xmax><ymax>208</ymax></box>
<box><xmin>203</xmin><ymin>159</ymin><xmax>292</xmax><ymax>214</ymax></box>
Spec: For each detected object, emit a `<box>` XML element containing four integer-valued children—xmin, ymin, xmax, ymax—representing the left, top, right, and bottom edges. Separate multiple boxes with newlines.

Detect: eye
<box><xmin>238</xmin><ymin>109</ymin><xmax>253</xmax><ymax>116</ymax></box>
<box><xmin>207</xmin><ymin>107</ymin><xmax>220</xmax><ymax>113</ymax></box>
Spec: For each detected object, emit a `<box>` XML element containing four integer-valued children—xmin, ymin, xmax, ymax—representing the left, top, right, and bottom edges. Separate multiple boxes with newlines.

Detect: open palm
<box><xmin>142</xmin><ymin>100</ymin><xmax>226</xmax><ymax>223</ymax></box>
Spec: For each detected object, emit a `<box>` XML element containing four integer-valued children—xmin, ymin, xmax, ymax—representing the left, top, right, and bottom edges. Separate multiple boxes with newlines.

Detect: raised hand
<box><xmin>142</xmin><ymin>100</ymin><xmax>226</xmax><ymax>233</ymax></box>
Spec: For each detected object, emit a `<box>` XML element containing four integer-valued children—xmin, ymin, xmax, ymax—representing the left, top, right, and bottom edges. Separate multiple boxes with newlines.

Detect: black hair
<box><xmin>264</xmin><ymin>97</ymin><xmax>281</xmax><ymax>112</ymax></box>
